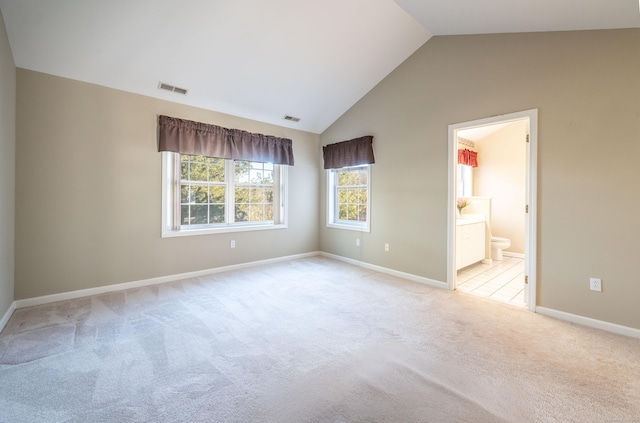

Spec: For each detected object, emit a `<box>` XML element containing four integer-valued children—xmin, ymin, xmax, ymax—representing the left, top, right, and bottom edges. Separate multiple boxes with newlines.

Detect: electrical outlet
<box><xmin>589</xmin><ymin>277</ymin><xmax>602</xmax><ymax>292</ymax></box>
<box><xmin>230</xmin><ymin>240</ymin><xmax>236</xmax><ymax>249</ymax></box>
<box><xmin>356</xmin><ymin>239</ymin><xmax>360</xmax><ymax>247</ymax></box>
<box><xmin>384</xmin><ymin>243</ymin><xmax>389</xmax><ymax>252</ymax></box>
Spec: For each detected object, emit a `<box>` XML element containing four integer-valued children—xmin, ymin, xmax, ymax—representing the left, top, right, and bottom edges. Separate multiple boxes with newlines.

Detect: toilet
<box><xmin>490</xmin><ymin>236</ymin><xmax>511</xmax><ymax>261</ymax></box>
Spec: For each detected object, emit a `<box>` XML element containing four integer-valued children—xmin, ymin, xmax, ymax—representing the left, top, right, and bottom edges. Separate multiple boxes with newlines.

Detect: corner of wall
<box><xmin>0</xmin><ymin>7</ymin><xmax>17</xmax><ymax>325</ymax></box>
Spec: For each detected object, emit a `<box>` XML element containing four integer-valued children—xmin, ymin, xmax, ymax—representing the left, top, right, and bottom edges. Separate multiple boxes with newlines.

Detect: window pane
<box><xmin>191</xmin><ymin>205</ymin><xmax>208</xmax><ymax>224</ymax></box>
<box><xmin>210</xmin><ymin>186</ymin><xmax>225</xmax><ymax>203</ymax></box>
<box><xmin>181</xmin><ymin>161</ymin><xmax>189</xmax><ymax>180</ymax></box>
<box><xmin>235</xmin><ymin>204</ymin><xmax>249</xmax><ymax>222</ymax></box>
<box><xmin>249</xmin><ymin>170</ymin><xmax>260</xmax><ymax>183</ymax></box>
<box><xmin>181</xmin><ymin>205</ymin><xmax>190</xmax><ymax>225</ymax></box>
<box><xmin>337</xmin><ymin>189</ymin><xmax>347</xmax><ymax>204</ymax></box>
<box><xmin>263</xmin><ymin>170</ymin><xmax>273</xmax><ymax>184</ymax></box>
<box><xmin>357</xmin><ymin>171</ymin><xmax>368</xmax><ymax>185</ymax></box>
<box><xmin>209</xmin><ymin>159</ymin><xmax>225</xmax><ymax>182</ymax></box>
<box><xmin>181</xmin><ymin>185</ymin><xmax>189</xmax><ymax>203</ymax></box>
<box><xmin>191</xmin><ymin>163</ymin><xmax>208</xmax><ymax>181</ymax></box>
<box><xmin>358</xmin><ymin>189</ymin><xmax>367</xmax><ymax>204</ymax></box>
<box><xmin>193</xmin><ymin>186</ymin><xmax>208</xmax><ymax>203</ymax></box>
<box><xmin>337</xmin><ymin>171</ymin><xmax>350</xmax><ymax>186</ymax></box>
<box><xmin>211</xmin><ymin>205</ymin><xmax>225</xmax><ymax>223</ymax></box>
<box><xmin>265</xmin><ymin>204</ymin><xmax>273</xmax><ymax>220</ymax></box>
<box><xmin>250</xmin><ymin>188</ymin><xmax>264</xmax><ymax>203</ymax></box>
<box><xmin>338</xmin><ymin>204</ymin><xmax>348</xmax><ymax>220</ymax></box>
<box><xmin>235</xmin><ymin>161</ymin><xmax>250</xmax><ymax>183</ymax></box>
<box><xmin>250</xmin><ymin>205</ymin><xmax>264</xmax><ymax>221</ymax></box>
<box><xmin>347</xmin><ymin>190</ymin><xmax>358</xmax><ymax>204</ymax></box>
<box><xmin>264</xmin><ymin>189</ymin><xmax>273</xmax><ymax>203</ymax></box>
<box><xmin>192</xmin><ymin>155</ymin><xmax>208</xmax><ymax>163</ymax></box>
<box><xmin>359</xmin><ymin>206</ymin><xmax>367</xmax><ymax>221</ymax></box>
<box><xmin>235</xmin><ymin>188</ymin><xmax>249</xmax><ymax>203</ymax></box>
<box><xmin>347</xmin><ymin>205</ymin><xmax>358</xmax><ymax>220</ymax></box>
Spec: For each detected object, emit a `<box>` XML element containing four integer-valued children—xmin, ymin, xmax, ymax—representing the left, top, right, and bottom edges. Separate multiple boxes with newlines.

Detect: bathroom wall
<box><xmin>473</xmin><ymin>121</ymin><xmax>527</xmax><ymax>254</ymax></box>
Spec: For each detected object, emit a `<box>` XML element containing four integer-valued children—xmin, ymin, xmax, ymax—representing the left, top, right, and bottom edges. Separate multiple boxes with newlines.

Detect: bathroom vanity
<box><xmin>456</xmin><ymin>217</ymin><xmax>486</xmax><ymax>270</ymax></box>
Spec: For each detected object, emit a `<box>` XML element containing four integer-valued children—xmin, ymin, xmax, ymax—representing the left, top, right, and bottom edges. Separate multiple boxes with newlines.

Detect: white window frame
<box><xmin>162</xmin><ymin>152</ymin><xmax>288</xmax><ymax>237</ymax></box>
<box><xmin>326</xmin><ymin>164</ymin><xmax>371</xmax><ymax>232</ymax></box>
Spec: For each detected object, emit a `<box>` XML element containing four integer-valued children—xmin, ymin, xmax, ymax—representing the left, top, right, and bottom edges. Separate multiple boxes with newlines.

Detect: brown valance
<box><xmin>322</xmin><ymin>136</ymin><xmax>374</xmax><ymax>169</ymax></box>
<box><xmin>158</xmin><ymin>115</ymin><xmax>295</xmax><ymax>165</ymax></box>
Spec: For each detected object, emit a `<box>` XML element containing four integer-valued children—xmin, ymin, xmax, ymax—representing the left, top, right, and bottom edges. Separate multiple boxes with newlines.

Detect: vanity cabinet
<box><xmin>456</xmin><ymin>221</ymin><xmax>485</xmax><ymax>270</ymax></box>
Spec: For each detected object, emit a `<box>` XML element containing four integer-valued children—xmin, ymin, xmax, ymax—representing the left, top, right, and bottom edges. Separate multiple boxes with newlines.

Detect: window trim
<box><xmin>326</xmin><ymin>164</ymin><xmax>371</xmax><ymax>232</ymax></box>
<box><xmin>161</xmin><ymin>152</ymin><xmax>288</xmax><ymax>237</ymax></box>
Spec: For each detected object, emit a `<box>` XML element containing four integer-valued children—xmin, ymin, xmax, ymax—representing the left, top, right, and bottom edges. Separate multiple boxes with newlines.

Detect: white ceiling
<box><xmin>458</xmin><ymin>122</ymin><xmax>512</xmax><ymax>142</ymax></box>
<box><xmin>1</xmin><ymin>1</ymin><xmax>638</xmax><ymax>134</ymax></box>
<box><xmin>395</xmin><ymin>0</ymin><xmax>640</xmax><ymax>35</ymax></box>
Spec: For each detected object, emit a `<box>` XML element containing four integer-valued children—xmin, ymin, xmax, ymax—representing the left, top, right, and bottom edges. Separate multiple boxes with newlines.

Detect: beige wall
<box><xmin>320</xmin><ymin>29</ymin><xmax>640</xmax><ymax>329</ymax></box>
<box><xmin>0</xmin><ymin>10</ymin><xmax>15</xmax><ymax>320</ymax></box>
<box><xmin>15</xmin><ymin>69</ymin><xmax>320</xmax><ymax>299</ymax></box>
<box><xmin>474</xmin><ymin>121</ymin><xmax>527</xmax><ymax>254</ymax></box>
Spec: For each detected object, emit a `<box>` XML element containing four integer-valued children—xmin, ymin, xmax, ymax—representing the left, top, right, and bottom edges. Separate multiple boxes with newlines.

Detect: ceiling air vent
<box><xmin>282</xmin><ymin>115</ymin><xmax>301</xmax><ymax>123</ymax></box>
<box><xmin>158</xmin><ymin>82</ymin><xmax>188</xmax><ymax>95</ymax></box>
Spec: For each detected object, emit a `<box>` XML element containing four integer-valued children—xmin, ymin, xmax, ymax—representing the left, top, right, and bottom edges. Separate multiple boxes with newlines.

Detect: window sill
<box><xmin>162</xmin><ymin>223</ymin><xmax>288</xmax><ymax>238</ymax></box>
<box><xmin>326</xmin><ymin>222</ymin><xmax>370</xmax><ymax>233</ymax></box>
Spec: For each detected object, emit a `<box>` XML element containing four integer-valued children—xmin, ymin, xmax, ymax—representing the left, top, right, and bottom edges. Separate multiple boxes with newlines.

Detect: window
<box><xmin>458</xmin><ymin>164</ymin><xmax>473</xmax><ymax>197</ymax></box>
<box><xmin>326</xmin><ymin>165</ymin><xmax>371</xmax><ymax>231</ymax></box>
<box><xmin>162</xmin><ymin>152</ymin><xmax>286</xmax><ymax>236</ymax></box>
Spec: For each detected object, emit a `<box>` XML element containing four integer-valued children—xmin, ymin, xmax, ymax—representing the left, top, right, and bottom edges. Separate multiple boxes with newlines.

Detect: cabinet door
<box><xmin>467</xmin><ymin>223</ymin><xmax>485</xmax><ymax>264</ymax></box>
<box><xmin>458</xmin><ymin>222</ymin><xmax>486</xmax><ymax>269</ymax></box>
<box><xmin>456</xmin><ymin>228</ymin><xmax>463</xmax><ymax>270</ymax></box>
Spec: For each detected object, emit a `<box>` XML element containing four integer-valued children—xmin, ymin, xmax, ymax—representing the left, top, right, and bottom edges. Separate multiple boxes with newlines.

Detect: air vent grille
<box><xmin>158</xmin><ymin>82</ymin><xmax>188</xmax><ymax>95</ymax></box>
<box><xmin>283</xmin><ymin>115</ymin><xmax>301</xmax><ymax>123</ymax></box>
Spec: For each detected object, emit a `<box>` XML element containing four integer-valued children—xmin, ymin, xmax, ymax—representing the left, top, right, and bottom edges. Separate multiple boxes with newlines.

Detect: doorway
<box><xmin>447</xmin><ymin>109</ymin><xmax>537</xmax><ymax>311</ymax></box>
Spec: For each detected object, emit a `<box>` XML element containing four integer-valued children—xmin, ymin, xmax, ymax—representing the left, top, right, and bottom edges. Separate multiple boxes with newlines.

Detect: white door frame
<box><xmin>447</xmin><ymin>109</ymin><xmax>538</xmax><ymax>311</ymax></box>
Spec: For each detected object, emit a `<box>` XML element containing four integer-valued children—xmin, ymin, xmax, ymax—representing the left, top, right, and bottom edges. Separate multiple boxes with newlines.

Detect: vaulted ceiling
<box><xmin>1</xmin><ymin>0</ymin><xmax>638</xmax><ymax>133</ymax></box>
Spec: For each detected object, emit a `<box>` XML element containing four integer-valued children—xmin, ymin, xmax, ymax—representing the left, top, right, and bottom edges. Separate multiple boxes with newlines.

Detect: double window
<box><xmin>162</xmin><ymin>152</ymin><xmax>286</xmax><ymax>236</ymax></box>
<box><xmin>327</xmin><ymin>165</ymin><xmax>371</xmax><ymax>231</ymax></box>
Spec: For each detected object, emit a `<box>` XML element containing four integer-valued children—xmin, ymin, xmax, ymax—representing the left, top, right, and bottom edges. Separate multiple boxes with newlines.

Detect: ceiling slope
<box><xmin>0</xmin><ymin>0</ymin><xmax>430</xmax><ymax>133</ymax></box>
<box><xmin>0</xmin><ymin>0</ymin><xmax>638</xmax><ymax>133</ymax></box>
<box><xmin>394</xmin><ymin>0</ymin><xmax>640</xmax><ymax>35</ymax></box>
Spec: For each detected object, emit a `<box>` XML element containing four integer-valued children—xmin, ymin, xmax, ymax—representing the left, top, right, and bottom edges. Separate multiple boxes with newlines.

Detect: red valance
<box><xmin>458</xmin><ymin>149</ymin><xmax>478</xmax><ymax>167</ymax></box>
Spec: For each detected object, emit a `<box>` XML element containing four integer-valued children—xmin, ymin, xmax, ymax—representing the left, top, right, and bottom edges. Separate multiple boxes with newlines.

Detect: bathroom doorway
<box><xmin>447</xmin><ymin>109</ymin><xmax>538</xmax><ymax>311</ymax></box>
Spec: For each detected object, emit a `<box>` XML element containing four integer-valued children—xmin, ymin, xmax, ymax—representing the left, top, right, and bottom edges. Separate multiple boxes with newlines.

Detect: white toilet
<box><xmin>490</xmin><ymin>236</ymin><xmax>511</xmax><ymax>261</ymax></box>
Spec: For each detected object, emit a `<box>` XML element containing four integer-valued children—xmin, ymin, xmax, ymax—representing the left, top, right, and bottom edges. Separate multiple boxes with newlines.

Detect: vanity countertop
<box><xmin>457</xmin><ymin>216</ymin><xmax>485</xmax><ymax>226</ymax></box>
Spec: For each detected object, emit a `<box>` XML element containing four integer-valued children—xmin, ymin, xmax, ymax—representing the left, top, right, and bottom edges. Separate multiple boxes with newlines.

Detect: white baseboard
<box><xmin>0</xmin><ymin>301</ymin><xmax>16</xmax><ymax>334</ymax></box>
<box><xmin>11</xmin><ymin>250</ymin><xmax>639</xmax><ymax>340</ymax></box>
<box><xmin>536</xmin><ymin>307</ymin><xmax>640</xmax><ymax>339</ymax></box>
<box><xmin>503</xmin><ymin>251</ymin><xmax>525</xmax><ymax>259</ymax></box>
<box><xmin>320</xmin><ymin>252</ymin><xmax>448</xmax><ymax>289</ymax></box>
<box><xmin>15</xmin><ymin>251</ymin><xmax>321</xmax><ymax>309</ymax></box>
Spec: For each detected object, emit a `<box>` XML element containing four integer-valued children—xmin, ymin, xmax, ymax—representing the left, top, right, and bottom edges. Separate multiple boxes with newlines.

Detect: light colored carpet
<box><xmin>0</xmin><ymin>256</ymin><xmax>638</xmax><ymax>422</ymax></box>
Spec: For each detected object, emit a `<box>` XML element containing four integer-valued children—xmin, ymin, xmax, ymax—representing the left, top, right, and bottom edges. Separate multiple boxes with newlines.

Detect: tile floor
<box><xmin>456</xmin><ymin>256</ymin><xmax>526</xmax><ymax>308</ymax></box>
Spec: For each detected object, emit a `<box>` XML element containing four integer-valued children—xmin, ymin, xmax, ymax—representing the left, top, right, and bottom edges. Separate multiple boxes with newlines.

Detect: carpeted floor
<box><xmin>0</xmin><ymin>256</ymin><xmax>638</xmax><ymax>422</ymax></box>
